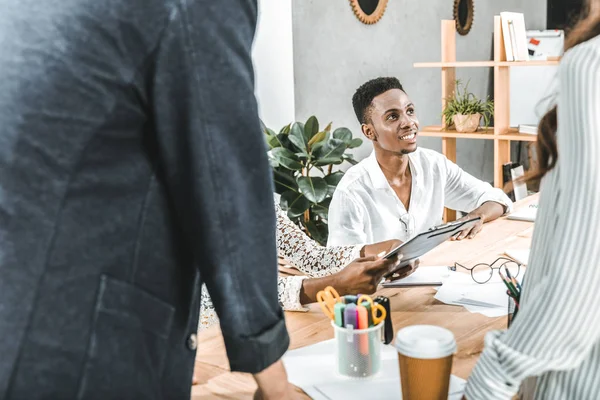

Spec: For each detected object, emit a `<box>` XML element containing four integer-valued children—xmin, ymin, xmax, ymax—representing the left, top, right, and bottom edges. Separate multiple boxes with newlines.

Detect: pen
<box><xmin>360</xmin><ymin>301</ymin><xmax>373</xmax><ymax>326</ymax></box>
<box><xmin>334</xmin><ymin>302</ymin><xmax>346</xmax><ymax>327</ymax></box>
<box><xmin>356</xmin><ymin>305</ymin><xmax>369</xmax><ymax>355</ymax></box>
<box><xmin>344</xmin><ymin>295</ymin><xmax>358</xmax><ymax>304</ymax></box>
<box><xmin>344</xmin><ymin>304</ymin><xmax>357</xmax><ymax>329</ymax></box>
<box><xmin>506</xmin><ymin>290</ymin><xmax>520</xmax><ymax>309</ymax></box>
<box><xmin>500</xmin><ymin>272</ymin><xmax>520</xmax><ymax>303</ymax></box>
<box><xmin>503</xmin><ymin>268</ymin><xmax>522</xmax><ymax>293</ymax></box>
<box><xmin>343</xmin><ymin>304</ymin><xmax>358</xmax><ymax>376</ymax></box>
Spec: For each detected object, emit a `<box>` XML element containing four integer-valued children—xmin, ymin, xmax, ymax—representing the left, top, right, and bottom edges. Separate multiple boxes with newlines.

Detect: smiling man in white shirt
<box><xmin>328</xmin><ymin>77</ymin><xmax>512</xmax><ymax>247</ymax></box>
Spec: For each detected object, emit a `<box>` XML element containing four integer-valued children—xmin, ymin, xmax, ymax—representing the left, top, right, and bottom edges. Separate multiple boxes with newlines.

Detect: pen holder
<box><xmin>507</xmin><ymin>296</ymin><xmax>517</xmax><ymax>328</ymax></box>
<box><xmin>332</xmin><ymin>321</ymin><xmax>383</xmax><ymax>379</ymax></box>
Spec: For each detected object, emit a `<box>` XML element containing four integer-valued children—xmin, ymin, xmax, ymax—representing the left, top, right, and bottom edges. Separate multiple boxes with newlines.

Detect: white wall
<box><xmin>252</xmin><ymin>0</ymin><xmax>295</xmax><ymax>130</ymax></box>
<box><xmin>292</xmin><ymin>1</ymin><xmax>546</xmax><ymax>182</ymax></box>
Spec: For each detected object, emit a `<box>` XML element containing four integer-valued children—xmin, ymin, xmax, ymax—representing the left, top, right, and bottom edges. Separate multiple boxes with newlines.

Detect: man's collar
<box><xmin>365</xmin><ymin>150</ymin><xmax>419</xmax><ymax>190</ymax></box>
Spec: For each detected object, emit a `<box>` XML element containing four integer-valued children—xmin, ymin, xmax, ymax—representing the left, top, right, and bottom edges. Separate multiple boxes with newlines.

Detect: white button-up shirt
<box><xmin>327</xmin><ymin>148</ymin><xmax>513</xmax><ymax>246</ymax></box>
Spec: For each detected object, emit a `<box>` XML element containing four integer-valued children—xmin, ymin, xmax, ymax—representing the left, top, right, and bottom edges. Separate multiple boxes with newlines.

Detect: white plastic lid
<box><xmin>394</xmin><ymin>325</ymin><xmax>457</xmax><ymax>359</ymax></box>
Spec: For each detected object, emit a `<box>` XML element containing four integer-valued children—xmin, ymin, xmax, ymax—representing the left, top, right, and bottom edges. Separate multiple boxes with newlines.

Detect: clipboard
<box><xmin>383</xmin><ymin>217</ymin><xmax>481</xmax><ymax>278</ymax></box>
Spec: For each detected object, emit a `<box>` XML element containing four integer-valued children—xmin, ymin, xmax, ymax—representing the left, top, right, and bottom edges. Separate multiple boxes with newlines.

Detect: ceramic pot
<box><xmin>452</xmin><ymin>113</ymin><xmax>481</xmax><ymax>133</ymax></box>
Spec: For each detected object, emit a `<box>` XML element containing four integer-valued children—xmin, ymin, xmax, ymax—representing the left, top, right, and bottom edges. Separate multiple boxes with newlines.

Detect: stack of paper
<box><xmin>434</xmin><ymin>266</ymin><xmax>523</xmax><ymax>317</ymax></box>
<box><xmin>282</xmin><ymin>339</ymin><xmax>466</xmax><ymax>399</ymax></box>
<box><xmin>518</xmin><ymin>124</ymin><xmax>537</xmax><ymax>135</ymax></box>
<box><xmin>507</xmin><ymin>204</ymin><xmax>538</xmax><ymax>222</ymax></box>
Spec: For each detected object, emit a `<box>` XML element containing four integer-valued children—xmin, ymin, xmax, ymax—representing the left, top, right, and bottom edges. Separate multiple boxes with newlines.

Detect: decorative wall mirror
<box><xmin>349</xmin><ymin>0</ymin><xmax>389</xmax><ymax>25</ymax></box>
<box><xmin>453</xmin><ymin>0</ymin><xmax>474</xmax><ymax>35</ymax></box>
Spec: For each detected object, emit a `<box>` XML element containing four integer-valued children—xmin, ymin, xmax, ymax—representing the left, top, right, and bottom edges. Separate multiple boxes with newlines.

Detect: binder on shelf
<box><xmin>518</xmin><ymin>124</ymin><xmax>537</xmax><ymax>135</ymax></box>
<box><xmin>502</xmin><ymin>162</ymin><xmax>519</xmax><ymax>202</ymax></box>
<box><xmin>510</xmin><ymin>165</ymin><xmax>528</xmax><ymax>201</ymax></box>
<box><xmin>500</xmin><ymin>12</ymin><xmax>529</xmax><ymax>61</ymax></box>
<box><xmin>501</xmin><ymin>14</ymin><xmax>515</xmax><ymax>61</ymax></box>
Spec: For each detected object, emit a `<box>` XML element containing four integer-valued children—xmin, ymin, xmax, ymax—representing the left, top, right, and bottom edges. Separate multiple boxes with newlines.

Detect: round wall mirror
<box><xmin>350</xmin><ymin>0</ymin><xmax>389</xmax><ymax>25</ymax></box>
<box><xmin>453</xmin><ymin>0</ymin><xmax>474</xmax><ymax>35</ymax></box>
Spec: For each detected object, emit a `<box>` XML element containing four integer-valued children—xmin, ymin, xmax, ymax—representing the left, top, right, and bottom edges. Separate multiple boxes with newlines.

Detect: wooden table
<box><xmin>192</xmin><ymin>195</ymin><xmax>538</xmax><ymax>399</ymax></box>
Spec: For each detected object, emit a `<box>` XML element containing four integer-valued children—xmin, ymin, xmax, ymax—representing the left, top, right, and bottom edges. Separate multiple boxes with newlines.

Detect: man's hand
<box><xmin>330</xmin><ymin>254</ymin><xmax>402</xmax><ymax>295</ymax></box>
<box><xmin>452</xmin><ymin>215</ymin><xmax>484</xmax><ymax>241</ymax></box>
<box><xmin>252</xmin><ymin>360</ymin><xmax>306</xmax><ymax>399</ymax></box>
<box><xmin>384</xmin><ymin>259</ymin><xmax>421</xmax><ymax>282</ymax></box>
<box><xmin>452</xmin><ymin>201</ymin><xmax>506</xmax><ymax>241</ymax></box>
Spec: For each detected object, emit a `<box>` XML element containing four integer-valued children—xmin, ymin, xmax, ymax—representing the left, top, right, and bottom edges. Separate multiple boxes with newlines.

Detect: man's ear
<box><xmin>361</xmin><ymin>124</ymin><xmax>377</xmax><ymax>142</ymax></box>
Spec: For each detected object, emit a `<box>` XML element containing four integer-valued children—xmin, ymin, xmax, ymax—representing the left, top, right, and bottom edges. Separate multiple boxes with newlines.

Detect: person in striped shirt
<box><xmin>465</xmin><ymin>2</ymin><xmax>600</xmax><ymax>398</ymax></box>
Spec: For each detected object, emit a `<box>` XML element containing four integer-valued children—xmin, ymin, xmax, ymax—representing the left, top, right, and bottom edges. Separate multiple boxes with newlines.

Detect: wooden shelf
<box><xmin>422</xmin><ymin>17</ymin><xmax>543</xmax><ymax>213</ymax></box>
<box><xmin>419</xmin><ymin>126</ymin><xmax>494</xmax><ymax>139</ymax></box>
<box><xmin>419</xmin><ymin>126</ymin><xmax>537</xmax><ymax>141</ymax></box>
<box><xmin>414</xmin><ymin>60</ymin><xmax>560</xmax><ymax>68</ymax></box>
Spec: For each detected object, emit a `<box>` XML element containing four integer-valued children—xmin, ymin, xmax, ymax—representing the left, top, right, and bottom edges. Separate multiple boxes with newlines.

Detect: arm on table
<box><xmin>442</xmin><ymin>156</ymin><xmax>512</xmax><ymax>239</ymax></box>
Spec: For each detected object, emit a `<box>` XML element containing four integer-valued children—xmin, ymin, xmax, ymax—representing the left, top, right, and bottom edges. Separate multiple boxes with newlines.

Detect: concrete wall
<box><xmin>292</xmin><ymin>1</ymin><xmax>546</xmax><ymax>182</ymax></box>
<box><xmin>252</xmin><ymin>0</ymin><xmax>295</xmax><ymax>130</ymax></box>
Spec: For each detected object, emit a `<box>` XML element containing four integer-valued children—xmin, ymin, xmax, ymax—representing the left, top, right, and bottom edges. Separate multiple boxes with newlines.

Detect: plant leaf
<box><xmin>325</xmin><ymin>171</ymin><xmax>344</xmax><ymax>195</ymax></box>
<box><xmin>308</xmin><ymin>131</ymin><xmax>327</xmax><ymax>148</ymax></box>
<box><xmin>332</xmin><ymin>127</ymin><xmax>352</xmax><ymax>142</ymax></box>
<box><xmin>312</xmin><ymin>138</ymin><xmax>346</xmax><ymax>166</ymax></box>
<box><xmin>323</xmin><ymin>122</ymin><xmax>333</xmax><ymax>133</ymax></box>
<box><xmin>312</xmin><ymin>197</ymin><xmax>331</xmax><ymax>219</ymax></box>
<box><xmin>304</xmin><ymin>116</ymin><xmax>319</xmax><ymax>140</ymax></box>
<box><xmin>267</xmin><ymin>134</ymin><xmax>282</xmax><ymax>149</ymax></box>
<box><xmin>343</xmin><ymin>153</ymin><xmax>359</xmax><ymax>165</ymax></box>
<box><xmin>270</xmin><ymin>148</ymin><xmax>303</xmax><ymax>170</ymax></box>
<box><xmin>325</xmin><ymin>171</ymin><xmax>344</xmax><ymax>186</ymax></box>
<box><xmin>305</xmin><ymin>220</ymin><xmax>328</xmax><ymax>246</ymax></box>
<box><xmin>280</xmin><ymin>124</ymin><xmax>291</xmax><ymax>134</ymax></box>
<box><xmin>289</xmin><ymin>122</ymin><xmax>308</xmax><ymax>153</ymax></box>
<box><xmin>296</xmin><ymin>176</ymin><xmax>328</xmax><ymax>203</ymax></box>
<box><xmin>348</xmin><ymin>138</ymin><xmax>363</xmax><ymax>148</ymax></box>
<box><xmin>280</xmin><ymin>190</ymin><xmax>310</xmax><ymax>218</ymax></box>
<box><xmin>273</xmin><ymin>169</ymin><xmax>298</xmax><ymax>193</ymax></box>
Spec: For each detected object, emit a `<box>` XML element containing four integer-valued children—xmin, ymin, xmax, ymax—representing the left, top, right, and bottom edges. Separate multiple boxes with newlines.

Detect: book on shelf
<box><xmin>518</xmin><ymin>124</ymin><xmax>537</xmax><ymax>135</ymax></box>
<box><xmin>500</xmin><ymin>12</ymin><xmax>529</xmax><ymax>61</ymax></box>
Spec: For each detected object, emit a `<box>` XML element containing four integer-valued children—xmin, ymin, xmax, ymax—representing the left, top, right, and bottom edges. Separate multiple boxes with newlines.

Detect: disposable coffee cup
<box><xmin>394</xmin><ymin>325</ymin><xmax>457</xmax><ymax>400</ymax></box>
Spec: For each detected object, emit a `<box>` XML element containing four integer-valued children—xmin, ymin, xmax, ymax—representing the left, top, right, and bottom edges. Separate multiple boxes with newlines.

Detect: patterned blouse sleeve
<box><xmin>275</xmin><ymin>203</ymin><xmax>363</xmax><ymax>277</ymax></box>
<box><xmin>198</xmin><ymin>203</ymin><xmax>363</xmax><ymax>330</ymax></box>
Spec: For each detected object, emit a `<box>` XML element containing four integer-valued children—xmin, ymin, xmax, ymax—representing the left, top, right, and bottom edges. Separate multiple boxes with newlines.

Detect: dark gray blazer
<box><xmin>0</xmin><ymin>0</ymin><xmax>289</xmax><ymax>398</ymax></box>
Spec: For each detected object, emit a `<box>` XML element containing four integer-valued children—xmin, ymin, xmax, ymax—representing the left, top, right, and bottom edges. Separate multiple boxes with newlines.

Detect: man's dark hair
<box><xmin>352</xmin><ymin>77</ymin><xmax>405</xmax><ymax>124</ymax></box>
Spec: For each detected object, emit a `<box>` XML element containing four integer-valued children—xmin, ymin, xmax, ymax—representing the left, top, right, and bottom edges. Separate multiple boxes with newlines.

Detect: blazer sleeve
<box><xmin>150</xmin><ymin>0</ymin><xmax>288</xmax><ymax>374</ymax></box>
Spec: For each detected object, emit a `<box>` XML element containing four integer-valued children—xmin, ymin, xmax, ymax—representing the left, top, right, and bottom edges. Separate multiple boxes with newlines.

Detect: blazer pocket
<box><xmin>77</xmin><ymin>275</ymin><xmax>175</xmax><ymax>400</ymax></box>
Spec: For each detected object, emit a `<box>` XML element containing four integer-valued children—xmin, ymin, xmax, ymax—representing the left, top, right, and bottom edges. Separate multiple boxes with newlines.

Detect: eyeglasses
<box><xmin>451</xmin><ymin>257</ymin><xmax>521</xmax><ymax>284</ymax></box>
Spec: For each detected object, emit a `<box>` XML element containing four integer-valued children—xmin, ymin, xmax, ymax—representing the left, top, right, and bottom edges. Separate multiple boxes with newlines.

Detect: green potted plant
<box><xmin>263</xmin><ymin>116</ymin><xmax>362</xmax><ymax>245</ymax></box>
<box><xmin>442</xmin><ymin>80</ymin><xmax>494</xmax><ymax>133</ymax></box>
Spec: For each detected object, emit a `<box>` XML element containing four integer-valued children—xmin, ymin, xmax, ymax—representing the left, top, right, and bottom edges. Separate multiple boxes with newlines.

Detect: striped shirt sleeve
<box><xmin>465</xmin><ymin>38</ymin><xmax>600</xmax><ymax>399</ymax></box>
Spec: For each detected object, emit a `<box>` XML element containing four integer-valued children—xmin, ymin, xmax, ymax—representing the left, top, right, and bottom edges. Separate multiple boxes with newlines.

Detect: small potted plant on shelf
<box><xmin>262</xmin><ymin>116</ymin><xmax>362</xmax><ymax>245</ymax></box>
<box><xmin>442</xmin><ymin>80</ymin><xmax>494</xmax><ymax>133</ymax></box>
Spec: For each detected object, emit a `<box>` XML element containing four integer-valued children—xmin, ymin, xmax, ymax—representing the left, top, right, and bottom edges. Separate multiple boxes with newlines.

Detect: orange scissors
<box><xmin>316</xmin><ymin>286</ymin><xmax>341</xmax><ymax>320</ymax></box>
<box><xmin>357</xmin><ymin>295</ymin><xmax>387</xmax><ymax>325</ymax></box>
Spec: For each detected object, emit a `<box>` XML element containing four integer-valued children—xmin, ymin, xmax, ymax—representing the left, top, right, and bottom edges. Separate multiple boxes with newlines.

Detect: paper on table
<box><xmin>434</xmin><ymin>267</ymin><xmax>523</xmax><ymax>316</ymax></box>
<box><xmin>282</xmin><ymin>339</ymin><xmax>466</xmax><ymax>400</ymax></box>
<box><xmin>505</xmin><ymin>249</ymin><xmax>531</xmax><ymax>265</ymax></box>
<box><xmin>305</xmin><ymin>373</ymin><xmax>466</xmax><ymax>400</ymax></box>
<box><xmin>382</xmin><ymin>266</ymin><xmax>455</xmax><ymax>287</ymax></box>
<box><xmin>507</xmin><ymin>205</ymin><xmax>537</xmax><ymax>222</ymax></box>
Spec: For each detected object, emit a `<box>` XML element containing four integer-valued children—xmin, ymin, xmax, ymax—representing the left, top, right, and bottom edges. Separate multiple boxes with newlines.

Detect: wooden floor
<box><xmin>192</xmin><ymin>195</ymin><xmax>537</xmax><ymax>399</ymax></box>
